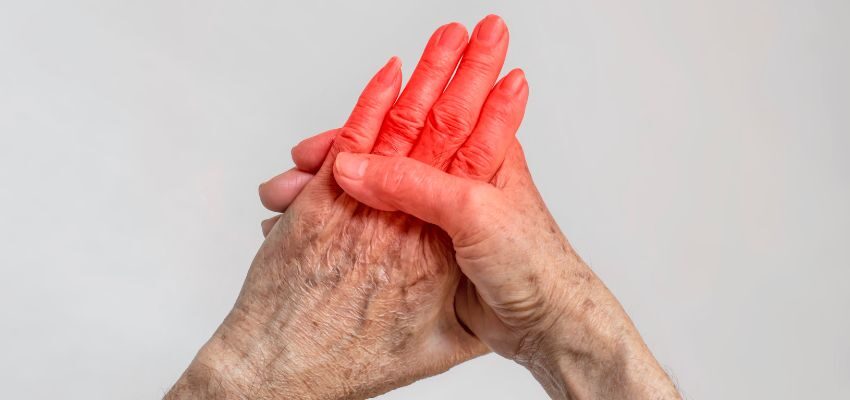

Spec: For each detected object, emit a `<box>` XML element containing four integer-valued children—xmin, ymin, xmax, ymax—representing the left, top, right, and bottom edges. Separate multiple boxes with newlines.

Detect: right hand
<box><xmin>332</xmin><ymin>142</ymin><xmax>682</xmax><ymax>399</ymax></box>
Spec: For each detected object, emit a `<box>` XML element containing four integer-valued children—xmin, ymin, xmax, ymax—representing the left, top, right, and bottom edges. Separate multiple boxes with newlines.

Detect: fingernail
<box><xmin>476</xmin><ymin>14</ymin><xmax>505</xmax><ymax>44</ymax></box>
<box><xmin>438</xmin><ymin>22</ymin><xmax>467</xmax><ymax>50</ymax></box>
<box><xmin>335</xmin><ymin>152</ymin><xmax>368</xmax><ymax>180</ymax></box>
<box><xmin>500</xmin><ymin>69</ymin><xmax>526</xmax><ymax>94</ymax></box>
<box><xmin>376</xmin><ymin>56</ymin><xmax>401</xmax><ymax>85</ymax></box>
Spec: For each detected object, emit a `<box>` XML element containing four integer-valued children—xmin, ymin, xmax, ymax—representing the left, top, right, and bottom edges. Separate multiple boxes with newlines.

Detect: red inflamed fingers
<box><xmin>330</xmin><ymin>56</ymin><xmax>402</xmax><ymax>158</ymax></box>
<box><xmin>449</xmin><ymin>68</ymin><xmax>528</xmax><ymax>181</ymax></box>
<box><xmin>333</xmin><ymin>152</ymin><xmax>500</xmax><ymax>239</ymax></box>
<box><xmin>372</xmin><ymin>23</ymin><xmax>469</xmax><ymax>157</ymax></box>
<box><xmin>409</xmin><ymin>14</ymin><xmax>509</xmax><ymax>170</ymax></box>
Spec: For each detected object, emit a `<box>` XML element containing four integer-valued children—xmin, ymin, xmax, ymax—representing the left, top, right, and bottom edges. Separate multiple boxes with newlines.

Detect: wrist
<box><xmin>165</xmin><ymin>335</ymin><xmax>264</xmax><ymax>400</ymax></box>
<box><xmin>166</xmin><ymin>327</ymin><xmax>321</xmax><ymax>400</ymax></box>
<box><xmin>527</xmin><ymin>333</ymin><xmax>679</xmax><ymax>400</ymax></box>
<box><xmin>164</xmin><ymin>355</ymin><xmax>241</xmax><ymax>400</ymax></box>
<box><xmin>517</xmin><ymin>265</ymin><xmax>680</xmax><ymax>399</ymax></box>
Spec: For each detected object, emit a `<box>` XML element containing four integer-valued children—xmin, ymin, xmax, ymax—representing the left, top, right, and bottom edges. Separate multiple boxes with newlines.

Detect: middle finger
<box><xmin>371</xmin><ymin>22</ymin><xmax>469</xmax><ymax>156</ymax></box>
<box><xmin>408</xmin><ymin>14</ymin><xmax>509</xmax><ymax>170</ymax></box>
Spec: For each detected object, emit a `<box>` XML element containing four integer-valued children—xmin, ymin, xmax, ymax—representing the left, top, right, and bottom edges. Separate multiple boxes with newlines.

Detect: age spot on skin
<box><xmin>581</xmin><ymin>298</ymin><xmax>596</xmax><ymax>313</ymax></box>
<box><xmin>355</xmin><ymin>279</ymin><xmax>380</xmax><ymax>331</ymax></box>
<box><xmin>389</xmin><ymin>328</ymin><xmax>416</xmax><ymax>356</ymax></box>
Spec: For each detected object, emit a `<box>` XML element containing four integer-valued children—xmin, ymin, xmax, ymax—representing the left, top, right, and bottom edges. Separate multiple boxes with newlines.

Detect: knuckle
<box><xmin>454</xmin><ymin>184</ymin><xmax>495</xmax><ymax>235</ymax></box>
<box><xmin>428</xmin><ymin>99</ymin><xmax>476</xmax><ymax>140</ymax></box>
<box><xmin>482</xmin><ymin>99</ymin><xmax>515</xmax><ymax>126</ymax></box>
<box><xmin>413</xmin><ymin>56</ymin><xmax>445</xmax><ymax>80</ymax></box>
<box><xmin>377</xmin><ymin>165</ymin><xmax>401</xmax><ymax>193</ymax></box>
<box><xmin>459</xmin><ymin>183</ymin><xmax>490</xmax><ymax>211</ymax></box>
<box><xmin>452</xmin><ymin>184</ymin><xmax>500</xmax><ymax>243</ymax></box>
<box><xmin>384</xmin><ymin>106</ymin><xmax>425</xmax><ymax>142</ymax></box>
<box><xmin>453</xmin><ymin>142</ymin><xmax>495</xmax><ymax>177</ymax></box>
<box><xmin>459</xmin><ymin>53</ymin><xmax>499</xmax><ymax>75</ymax></box>
<box><xmin>377</xmin><ymin>159</ymin><xmax>419</xmax><ymax>195</ymax></box>
<box><xmin>354</xmin><ymin>92</ymin><xmax>385</xmax><ymax>113</ymax></box>
<box><xmin>336</xmin><ymin>126</ymin><xmax>370</xmax><ymax>149</ymax></box>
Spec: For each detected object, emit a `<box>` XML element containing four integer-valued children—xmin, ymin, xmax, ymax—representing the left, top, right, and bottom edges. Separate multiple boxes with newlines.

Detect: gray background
<box><xmin>1</xmin><ymin>0</ymin><xmax>848</xmax><ymax>398</ymax></box>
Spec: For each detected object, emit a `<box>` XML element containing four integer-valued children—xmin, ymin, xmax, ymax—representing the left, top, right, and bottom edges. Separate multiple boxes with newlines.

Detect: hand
<box><xmin>168</xmin><ymin>15</ymin><xmax>531</xmax><ymax>400</ymax></box>
<box><xmin>330</xmin><ymin>144</ymin><xmax>682</xmax><ymax>398</ymax></box>
<box><xmin>258</xmin><ymin>15</ymin><xmax>524</xmax><ymax>236</ymax></box>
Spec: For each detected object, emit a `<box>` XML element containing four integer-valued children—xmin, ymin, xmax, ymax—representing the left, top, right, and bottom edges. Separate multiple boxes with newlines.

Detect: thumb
<box><xmin>333</xmin><ymin>152</ymin><xmax>500</xmax><ymax>241</ymax></box>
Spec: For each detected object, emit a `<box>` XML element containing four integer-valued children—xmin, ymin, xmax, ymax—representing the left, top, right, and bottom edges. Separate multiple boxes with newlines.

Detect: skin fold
<box><xmin>168</xmin><ymin>15</ymin><xmax>680</xmax><ymax>400</ymax></box>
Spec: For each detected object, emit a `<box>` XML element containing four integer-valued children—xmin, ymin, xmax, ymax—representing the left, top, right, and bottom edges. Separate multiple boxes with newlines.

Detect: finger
<box><xmin>332</xmin><ymin>152</ymin><xmax>500</xmax><ymax>240</ymax></box>
<box><xmin>258</xmin><ymin>168</ymin><xmax>315</xmax><ymax>212</ymax></box>
<box><xmin>409</xmin><ymin>14</ymin><xmax>509</xmax><ymax>169</ymax></box>
<box><xmin>302</xmin><ymin>56</ymin><xmax>402</xmax><ymax>200</ymax></box>
<box><xmin>292</xmin><ymin>128</ymin><xmax>339</xmax><ymax>173</ymax></box>
<box><xmin>330</xmin><ymin>56</ymin><xmax>403</xmax><ymax>157</ymax></box>
<box><xmin>371</xmin><ymin>22</ymin><xmax>468</xmax><ymax>156</ymax></box>
<box><xmin>448</xmin><ymin>69</ymin><xmax>528</xmax><ymax>182</ymax></box>
<box><xmin>261</xmin><ymin>128</ymin><xmax>334</xmax><ymax>215</ymax></box>
<box><xmin>261</xmin><ymin>215</ymin><xmax>281</xmax><ymax>237</ymax></box>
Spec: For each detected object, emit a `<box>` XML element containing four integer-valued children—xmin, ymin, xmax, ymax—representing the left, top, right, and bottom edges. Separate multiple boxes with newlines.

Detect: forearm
<box><xmin>165</xmin><ymin>316</ymin><xmax>391</xmax><ymax>400</ymax></box>
<box><xmin>528</xmin><ymin>330</ymin><xmax>680</xmax><ymax>399</ymax></box>
<box><xmin>165</xmin><ymin>362</ymin><xmax>234</xmax><ymax>400</ymax></box>
<box><xmin>522</xmin><ymin>268</ymin><xmax>681</xmax><ymax>400</ymax></box>
<box><xmin>165</xmin><ymin>335</ymin><xmax>263</xmax><ymax>400</ymax></box>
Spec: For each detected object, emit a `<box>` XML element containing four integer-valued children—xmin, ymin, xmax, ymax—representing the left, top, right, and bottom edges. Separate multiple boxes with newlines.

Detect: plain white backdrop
<box><xmin>1</xmin><ymin>1</ymin><xmax>848</xmax><ymax>398</ymax></box>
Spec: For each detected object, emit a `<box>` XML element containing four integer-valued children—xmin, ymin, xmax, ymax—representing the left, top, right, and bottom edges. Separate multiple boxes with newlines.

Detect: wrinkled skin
<box><xmin>207</xmin><ymin>196</ymin><xmax>482</xmax><ymax>399</ymax></box>
<box><xmin>332</xmin><ymin>140</ymin><xmax>682</xmax><ymax>400</ymax></box>
<box><xmin>247</xmin><ymin>137</ymin><xmax>681</xmax><ymax>400</ymax></box>
<box><xmin>169</xmin><ymin>15</ymin><xmax>681</xmax><ymax>400</ymax></box>
<box><xmin>168</xmin><ymin>15</ymin><xmax>531</xmax><ymax>400</ymax></box>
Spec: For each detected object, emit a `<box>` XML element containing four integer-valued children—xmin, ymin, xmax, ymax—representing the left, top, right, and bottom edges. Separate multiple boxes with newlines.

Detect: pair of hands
<box><xmin>167</xmin><ymin>15</ymin><xmax>680</xmax><ymax>400</ymax></box>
